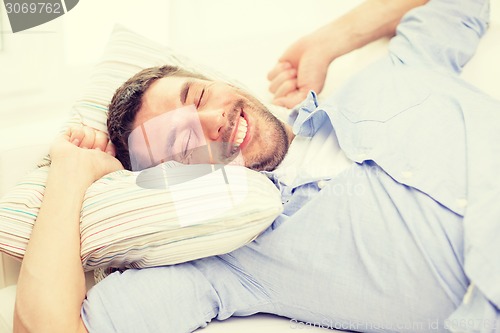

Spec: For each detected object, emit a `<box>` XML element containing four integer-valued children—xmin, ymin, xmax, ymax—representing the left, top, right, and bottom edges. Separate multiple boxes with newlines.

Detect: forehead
<box><xmin>147</xmin><ymin>75</ymin><xmax>189</xmax><ymax>92</ymax></box>
<box><xmin>143</xmin><ymin>75</ymin><xmax>190</xmax><ymax>102</ymax></box>
<box><xmin>133</xmin><ymin>76</ymin><xmax>191</xmax><ymax>129</ymax></box>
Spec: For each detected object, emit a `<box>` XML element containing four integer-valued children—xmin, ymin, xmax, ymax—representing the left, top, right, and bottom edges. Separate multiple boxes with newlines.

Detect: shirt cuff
<box><xmin>446</xmin><ymin>284</ymin><xmax>500</xmax><ymax>333</ymax></box>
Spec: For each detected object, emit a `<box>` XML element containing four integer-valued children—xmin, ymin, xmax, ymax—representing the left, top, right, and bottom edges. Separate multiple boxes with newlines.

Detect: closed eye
<box><xmin>196</xmin><ymin>88</ymin><xmax>205</xmax><ymax>109</ymax></box>
<box><xmin>180</xmin><ymin>81</ymin><xmax>193</xmax><ymax>104</ymax></box>
<box><xmin>183</xmin><ymin>130</ymin><xmax>192</xmax><ymax>158</ymax></box>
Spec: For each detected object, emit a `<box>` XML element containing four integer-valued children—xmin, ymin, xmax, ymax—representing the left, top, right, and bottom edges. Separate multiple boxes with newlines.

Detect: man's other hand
<box><xmin>267</xmin><ymin>30</ymin><xmax>332</xmax><ymax>109</ymax></box>
<box><xmin>50</xmin><ymin>125</ymin><xmax>124</xmax><ymax>185</ymax></box>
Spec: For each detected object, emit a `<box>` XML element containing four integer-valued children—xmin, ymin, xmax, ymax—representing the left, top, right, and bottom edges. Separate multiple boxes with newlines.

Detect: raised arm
<box><xmin>14</xmin><ymin>126</ymin><xmax>122</xmax><ymax>333</ymax></box>
<box><xmin>389</xmin><ymin>0</ymin><xmax>490</xmax><ymax>73</ymax></box>
<box><xmin>268</xmin><ymin>0</ymin><xmax>429</xmax><ymax>108</ymax></box>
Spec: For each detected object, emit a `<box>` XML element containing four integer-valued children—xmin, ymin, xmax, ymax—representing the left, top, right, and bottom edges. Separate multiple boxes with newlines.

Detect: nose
<box><xmin>198</xmin><ymin>107</ymin><xmax>227</xmax><ymax>141</ymax></box>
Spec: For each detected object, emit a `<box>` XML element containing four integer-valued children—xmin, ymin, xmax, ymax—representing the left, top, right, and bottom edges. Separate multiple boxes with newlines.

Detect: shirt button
<box><xmin>317</xmin><ymin>180</ymin><xmax>327</xmax><ymax>189</ymax></box>
<box><xmin>463</xmin><ymin>283</ymin><xmax>475</xmax><ymax>304</ymax></box>
<box><xmin>401</xmin><ymin>171</ymin><xmax>413</xmax><ymax>179</ymax></box>
<box><xmin>457</xmin><ymin>198</ymin><xmax>468</xmax><ymax>208</ymax></box>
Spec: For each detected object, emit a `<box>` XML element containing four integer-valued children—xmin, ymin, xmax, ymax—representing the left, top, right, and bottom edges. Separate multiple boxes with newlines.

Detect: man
<box><xmin>106</xmin><ymin>66</ymin><xmax>293</xmax><ymax>172</ymax></box>
<box><xmin>14</xmin><ymin>0</ymin><xmax>499</xmax><ymax>332</ymax></box>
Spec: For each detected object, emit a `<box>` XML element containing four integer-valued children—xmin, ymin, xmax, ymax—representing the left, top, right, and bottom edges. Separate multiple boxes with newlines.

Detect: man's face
<box><xmin>131</xmin><ymin>76</ymin><xmax>290</xmax><ymax>171</ymax></box>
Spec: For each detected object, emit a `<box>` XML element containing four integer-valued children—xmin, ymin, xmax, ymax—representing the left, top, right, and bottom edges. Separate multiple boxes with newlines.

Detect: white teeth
<box><xmin>234</xmin><ymin>117</ymin><xmax>247</xmax><ymax>147</ymax></box>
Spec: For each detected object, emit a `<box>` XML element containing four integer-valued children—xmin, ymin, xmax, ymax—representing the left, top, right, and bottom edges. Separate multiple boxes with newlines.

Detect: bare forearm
<box><xmin>324</xmin><ymin>0</ymin><xmax>429</xmax><ymax>61</ymax></box>
<box><xmin>14</xmin><ymin>160</ymin><xmax>91</xmax><ymax>333</ymax></box>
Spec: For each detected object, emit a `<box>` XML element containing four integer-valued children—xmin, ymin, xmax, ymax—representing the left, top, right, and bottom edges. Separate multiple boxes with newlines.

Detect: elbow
<box><xmin>13</xmin><ymin>301</ymin><xmax>45</xmax><ymax>333</ymax></box>
<box><xmin>13</xmin><ymin>301</ymin><xmax>81</xmax><ymax>333</ymax></box>
<box><xmin>13</xmin><ymin>302</ymin><xmax>33</xmax><ymax>333</ymax></box>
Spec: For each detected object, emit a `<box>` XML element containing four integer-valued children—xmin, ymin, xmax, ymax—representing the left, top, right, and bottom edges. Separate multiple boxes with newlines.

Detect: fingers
<box><xmin>268</xmin><ymin>68</ymin><xmax>296</xmax><ymax>94</ymax></box>
<box><xmin>268</xmin><ymin>61</ymin><xmax>298</xmax><ymax>104</ymax></box>
<box><xmin>267</xmin><ymin>61</ymin><xmax>292</xmax><ymax>81</ymax></box>
<box><xmin>274</xmin><ymin>78</ymin><xmax>297</xmax><ymax>100</ymax></box>
<box><xmin>93</xmin><ymin>130</ymin><xmax>109</xmax><ymax>152</ymax></box>
<box><xmin>68</xmin><ymin>125</ymin><xmax>113</xmax><ymax>152</ymax></box>
<box><xmin>68</xmin><ymin>126</ymin><xmax>85</xmax><ymax>146</ymax></box>
<box><xmin>80</xmin><ymin>126</ymin><xmax>96</xmax><ymax>149</ymax></box>
<box><xmin>104</xmin><ymin>141</ymin><xmax>116</xmax><ymax>156</ymax></box>
<box><xmin>273</xmin><ymin>89</ymin><xmax>309</xmax><ymax>109</ymax></box>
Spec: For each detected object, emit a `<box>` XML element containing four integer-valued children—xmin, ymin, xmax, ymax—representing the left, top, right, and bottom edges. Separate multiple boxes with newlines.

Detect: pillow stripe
<box><xmin>1</xmin><ymin>163</ymin><xmax>282</xmax><ymax>270</ymax></box>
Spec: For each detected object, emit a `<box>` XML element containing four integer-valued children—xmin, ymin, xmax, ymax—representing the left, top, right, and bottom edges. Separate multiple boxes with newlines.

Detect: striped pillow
<box><xmin>0</xmin><ymin>25</ymin><xmax>283</xmax><ymax>270</ymax></box>
<box><xmin>0</xmin><ymin>163</ymin><xmax>282</xmax><ymax>270</ymax></box>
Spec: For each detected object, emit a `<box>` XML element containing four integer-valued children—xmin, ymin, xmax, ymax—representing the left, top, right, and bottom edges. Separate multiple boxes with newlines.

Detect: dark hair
<box><xmin>107</xmin><ymin>65</ymin><xmax>207</xmax><ymax>170</ymax></box>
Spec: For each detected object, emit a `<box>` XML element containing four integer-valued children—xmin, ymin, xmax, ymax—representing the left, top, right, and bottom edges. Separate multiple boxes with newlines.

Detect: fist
<box><xmin>50</xmin><ymin>125</ymin><xmax>123</xmax><ymax>183</ymax></box>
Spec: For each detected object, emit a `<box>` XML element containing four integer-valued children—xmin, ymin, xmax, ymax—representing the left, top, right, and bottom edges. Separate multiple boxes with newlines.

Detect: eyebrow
<box><xmin>180</xmin><ymin>80</ymin><xmax>193</xmax><ymax>104</ymax></box>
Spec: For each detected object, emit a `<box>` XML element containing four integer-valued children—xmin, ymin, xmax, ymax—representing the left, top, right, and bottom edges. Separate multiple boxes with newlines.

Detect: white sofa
<box><xmin>1</xmin><ymin>1</ymin><xmax>499</xmax><ymax>331</ymax></box>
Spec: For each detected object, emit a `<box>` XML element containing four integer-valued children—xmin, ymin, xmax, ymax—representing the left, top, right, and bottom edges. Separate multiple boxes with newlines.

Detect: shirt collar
<box><xmin>288</xmin><ymin>91</ymin><xmax>327</xmax><ymax>138</ymax></box>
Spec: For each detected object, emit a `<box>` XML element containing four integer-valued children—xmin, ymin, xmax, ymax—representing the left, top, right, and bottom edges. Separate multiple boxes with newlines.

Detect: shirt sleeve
<box><xmin>81</xmin><ymin>257</ymin><xmax>270</xmax><ymax>333</ymax></box>
<box><xmin>81</xmin><ymin>264</ymin><xmax>218</xmax><ymax>333</ymax></box>
<box><xmin>389</xmin><ymin>0</ymin><xmax>490</xmax><ymax>74</ymax></box>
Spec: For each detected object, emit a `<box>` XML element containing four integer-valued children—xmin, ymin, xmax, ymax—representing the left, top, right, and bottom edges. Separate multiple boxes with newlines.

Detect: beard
<box><xmin>242</xmin><ymin>107</ymin><xmax>290</xmax><ymax>172</ymax></box>
<box><xmin>207</xmin><ymin>107</ymin><xmax>289</xmax><ymax>171</ymax></box>
<box><xmin>205</xmin><ymin>84</ymin><xmax>291</xmax><ymax>171</ymax></box>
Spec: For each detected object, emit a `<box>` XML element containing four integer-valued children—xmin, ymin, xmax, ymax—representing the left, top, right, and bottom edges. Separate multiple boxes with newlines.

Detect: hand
<box><xmin>50</xmin><ymin>125</ymin><xmax>123</xmax><ymax>185</ymax></box>
<box><xmin>268</xmin><ymin>27</ymin><xmax>334</xmax><ymax>109</ymax></box>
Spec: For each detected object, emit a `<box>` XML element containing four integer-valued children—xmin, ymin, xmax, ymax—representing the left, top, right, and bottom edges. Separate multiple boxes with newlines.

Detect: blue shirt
<box><xmin>82</xmin><ymin>0</ymin><xmax>500</xmax><ymax>332</ymax></box>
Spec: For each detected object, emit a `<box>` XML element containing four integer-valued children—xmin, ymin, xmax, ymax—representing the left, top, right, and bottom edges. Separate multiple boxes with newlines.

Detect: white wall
<box><xmin>0</xmin><ymin>0</ymin><xmax>173</xmax><ymax>130</ymax></box>
<box><xmin>62</xmin><ymin>0</ymin><xmax>171</xmax><ymax>66</ymax></box>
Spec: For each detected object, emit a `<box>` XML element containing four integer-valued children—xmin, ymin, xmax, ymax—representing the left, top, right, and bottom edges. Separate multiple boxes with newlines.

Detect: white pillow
<box><xmin>0</xmin><ymin>25</ymin><xmax>284</xmax><ymax>270</ymax></box>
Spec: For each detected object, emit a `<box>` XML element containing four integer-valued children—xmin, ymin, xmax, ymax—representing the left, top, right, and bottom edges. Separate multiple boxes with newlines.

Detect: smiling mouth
<box><xmin>234</xmin><ymin>116</ymin><xmax>248</xmax><ymax>147</ymax></box>
<box><xmin>227</xmin><ymin>112</ymin><xmax>249</xmax><ymax>157</ymax></box>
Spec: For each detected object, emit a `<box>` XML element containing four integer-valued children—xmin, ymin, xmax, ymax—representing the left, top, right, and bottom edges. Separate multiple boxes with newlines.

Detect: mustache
<box><xmin>219</xmin><ymin>99</ymin><xmax>245</xmax><ymax>159</ymax></box>
<box><xmin>220</xmin><ymin>100</ymin><xmax>244</xmax><ymax>143</ymax></box>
